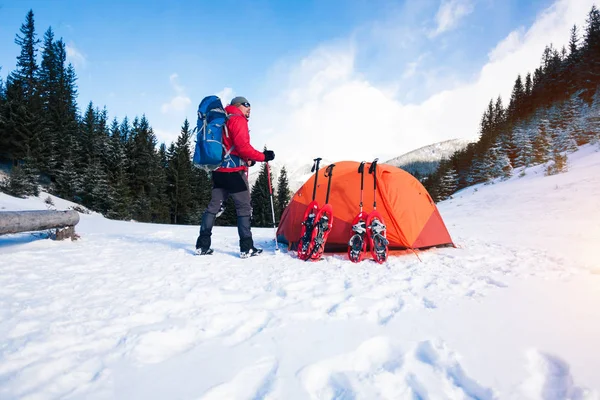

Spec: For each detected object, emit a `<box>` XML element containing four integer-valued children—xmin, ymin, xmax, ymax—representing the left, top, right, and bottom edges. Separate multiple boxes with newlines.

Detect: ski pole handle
<box><xmin>324</xmin><ymin>164</ymin><xmax>335</xmax><ymax>204</ymax></box>
<box><xmin>311</xmin><ymin>157</ymin><xmax>322</xmax><ymax>201</ymax></box>
<box><xmin>369</xmin><ymin>158</ymin><xmax>379</xmax><ymax>208</ymax></box>
<box><xmin>358</xmin><ymin>161</ymin><xmax>366</xmax><ymax>210</ymax></box>
<box><xmin>311</xmin><ymin>157</ymin><xmax>322</xmax><ymax>173</ymax></box>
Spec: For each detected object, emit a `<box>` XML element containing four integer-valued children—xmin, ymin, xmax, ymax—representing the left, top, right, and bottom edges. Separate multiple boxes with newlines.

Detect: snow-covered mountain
<box><xmin>385</xmin><ymin>138</ymin><xmax>473</xmax><ymax>176</ymax></box>
<box><xmin>1</xmin><ymin>144</ymin><xmax>599</xmax><ymax>399</ymax></box>
<box><xmin>250</xmin><ymin>140</ymin><xmax>472</xmax><ymax>195</ymax></box>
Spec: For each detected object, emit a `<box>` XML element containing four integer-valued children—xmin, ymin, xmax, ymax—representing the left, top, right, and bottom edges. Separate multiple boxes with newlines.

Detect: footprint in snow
<box><xmin>370</xmin><ymin>297</ymin><xmax>405</xmax><ymax>325</ymax></box>
<box><xmin>299</xmin><ymin>336</ymin><xmax>496</xmax><ymax>399</ymax></box>
<box><xmin>520</xmin><ymin>349</ymin><xmax>597</xmax><ymax>400</ymax></box>
<box><xmin>414</xmin><ymin>340</ymin><xmax>496</xmax><ymax>399</ymax></box>
<box><xmin>223</xmin><ymin>311</ymin><xmax>272</xmax><ymax>347</ymax></box>
<box><xmin>199</xmin><ymin>357</ymin><xmax>279</xmax><ymax>400</ymax></box>
<box><xmin>131</xmin><ymin>327</ymin><xmax>199</xmax><ymax>364</ymax></box>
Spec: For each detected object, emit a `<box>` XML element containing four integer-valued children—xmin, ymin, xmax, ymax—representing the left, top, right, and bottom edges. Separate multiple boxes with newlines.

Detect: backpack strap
<box><xmin>222</xmin><ymin>113</ymin><xmax>244</xmax><ymax>158</ymax></box>
<box><xmin>223</xmin><ymin>123</ymin><xmax>234</xmax><ymax>159</ymax></box>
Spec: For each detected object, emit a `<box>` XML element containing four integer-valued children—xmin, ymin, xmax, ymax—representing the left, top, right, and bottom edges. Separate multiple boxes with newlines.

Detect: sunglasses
<box><xmin>241</xmin><ymin>102</ymin><xmax>251</xmax><ymax>108</ymax></box>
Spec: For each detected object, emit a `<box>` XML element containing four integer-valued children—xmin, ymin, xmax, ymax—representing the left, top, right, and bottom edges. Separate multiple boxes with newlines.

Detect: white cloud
<box><xmin>154</xmin><ymin>128</ymin><xmax>179</xmax><ymax>146</ymax></box>
<box><xmin>66</xmin><ymin>43</ymin><xmax>86</xmax><ymax>68</ymax></box>
<box><xmin>161</xmin><ymin>73</ymin><xmax>191</xmax><ymax>114</ymax></box>
<box><xmin>152</xmin><ymin>74</ymin><xmax>193</xmax><ymax>145</ymax></box>
<box><xmin>252</xmin><ymin>0</ymin><xmax>594</xmax><ymax>166</ymax></box>
<box><xmin>161</xmin><ymin>95</ymin><xmax>191</xmax><ymax>114</ymax></box>
<box><xmin>154</xmin><ymin>84</ymin><xmax>236</xmax><ymax>146</ymax></box>
<box><xmin>430</xmin><ymin>0</ymin><xmax>475</xmax><ymax>38</ymax></box>
<box><xmin>216</xmin><ymin>87</ymin><xmax>234</xmax><ymax>104</ymax></box>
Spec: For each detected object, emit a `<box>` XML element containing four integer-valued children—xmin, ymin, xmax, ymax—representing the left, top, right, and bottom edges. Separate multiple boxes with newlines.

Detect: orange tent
<box><xmin>277</xmin><ymin>161</ymin><xmax>454</xmax><ymax>252</ymax></box>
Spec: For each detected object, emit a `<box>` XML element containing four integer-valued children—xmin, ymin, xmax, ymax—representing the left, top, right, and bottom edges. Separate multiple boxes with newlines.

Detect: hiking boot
<box><xmin>240</xmin><ymin>247</ymin><xmax>263</xmax><ymax>259</ymax></box>
<box><xmin>195</xmin><ymin>248</ymin><xmax>214</xmax><ymax>256</ymax></box>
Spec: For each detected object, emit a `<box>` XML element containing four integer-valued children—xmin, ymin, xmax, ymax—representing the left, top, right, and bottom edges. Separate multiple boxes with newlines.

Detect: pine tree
<box><xmin>167</xmin><ymin>119</ymin><xmax>194</xmax><ymax>224</ymax></box>
<box><xmin>7</xmin><ymin>10</ymin><xmax>42</xmax><ymax>161</ymax></box>
<box><xmin>438</xmin><ymin>166</ymin><xmax>458</xmax><ymax>200</ymax></box>
<box><xmin>54</xmin><ymin>51</ymin><xmax>80</xmax><ymax>176</ymax></box>
<box><xmin>478</xmin><ymin>99</ymin><xmax>495</xmax><ymax>150</ymax></box>
<box><xmin>584</xmin><ymin>89</ymin><xmax>600</xmax><ymax>145</ymax></box>
<box><xmin>494</xmin><ymin>96</ymin><xmax>506</xmax><ymax>129</ymax></box>
<box><xmin>4</xmin><ymin>156</ymin><xmax>39</xmax><ymax>197</ymax></box>
<box><xmin>0</xmin><ymin>71</ymin><xmax>7</xmax><ymax>156</ymax></box>
<box><xmin>83</xmin><ymin>160</ymin><xmax>114</xmax><ymax>213</ymax></box>
<box><xmin>152</xmin><ymin>142</ymin><xmax>170</xmax><ymax>223</ymax></box>
<box><xmin>250</xmin><ymin>162</ymin><xmax>272</xmax><ymax>227</ymax></box>
<box><xmin>566</xmin><ymin>25</ymin><xmax>581</xmax><ymax>94</ymax></box>
<box><xmin>275</xmin><ymin>165</ymin><xmax>291</xmax><ymax>221</ymax></box>
<box><xmin>12</xmin><ymin>10</ymin><xmax>39</xmax><ymax>101</ymax></box>
<box><xmin>216</xmin><ymin>197</ymin><xmax>237</xmax><ymax>226</ymax></box>
<box><xmin>533</xmin><ymin>118</ymin><xmax>551</xmax><ymax>164</ymax></box>
<box><xmin>466</xmin><ymin>155</ymin><xmax>487</xmax><ymax>185</ymax></box>
<box><xmin>569</xmin><ymin>24</ymin><xmax>580</xmax><ymax>57</ymax></box>
<box><xmin>485</xmin><ymin>139</ymin><xmax>512</xmax><ymax>181</ymax></box>
<box><xmin>565</xmin><ymin>95</ymin><xmax>587</xmax><ymax>145</ymax></box>
<box><xmin>577</xmin><ymin>6</ymin><xmax>600</xmax><ymax>95</ymax></box>
<box><xmin>190</xmin><ymin>167</ymin><xmax>212</xmax><ymax>224</ymax></box>
<box><xmin>512</xmin><ymin>124</ymin><xmax>533</xmax><ymax>168</ymax></box>
<box><xmin>546</xmin><ymin>150</ymin><xmax>568</xmax><ymax>175</ymax></box>
<box><xmin>549</xmin><ymin>105</ymin><xmax>577</xmax><ymax>154</ymax></box>
<box><xmin>508</xmin><ymin>75</ymin><xmax>525</xmax><ymax>121</ymax></box>
<box><xmin>127</xmin><ymin>116</ymin><xmax>159</xmax><ymax>222</ymax></box>
<box><xmin>104</xmin><ymin>118</ymin><xmax>130</xmax><ymax>220</ymax></box>
<box><xmin>37</xmin><ymin>27</ymin><xmax>59</xmax><ymax>172</ymax></box>
<box><xmin>80</xmin><ymin>102</ymin><xmax>97</xmax><ymax>166</ymax></box>
<box><xmin>54</xmin><ymin>156</ymin><xmax>81</xmax><ymax>201</ymax></box>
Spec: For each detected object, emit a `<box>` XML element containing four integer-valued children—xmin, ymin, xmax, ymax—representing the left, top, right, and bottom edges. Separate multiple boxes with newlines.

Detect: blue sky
<box><xmin>0</xmin><ymin>0</ymin><xmax>593</xmax><ymax>163</ymax></box>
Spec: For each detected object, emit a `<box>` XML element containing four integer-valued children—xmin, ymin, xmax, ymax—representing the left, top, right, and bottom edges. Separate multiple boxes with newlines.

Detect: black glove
<box><xmin>263</xmin><ymin>150</ymin><xmax>275</xmax><ymax>162</ymax></box>
<box><xmin>246</xmin><ymin>160</ymin><xmax>256</xmax><ymax>167</ymax></box>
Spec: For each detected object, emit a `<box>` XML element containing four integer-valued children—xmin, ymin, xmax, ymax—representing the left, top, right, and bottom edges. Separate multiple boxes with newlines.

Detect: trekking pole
<box><xmin>368</xmin><ymin>158</ymin><xmax>379</xmax><ymax>209</ymax></box>
<box><xmin>266</xmin><ymin>162</ymin><xmax>280</xmax><ymax>253</ymax></box>
<box><xmin>324</xmin><ymin>164</ymin><xmax>335</xmax><ymax>204</ymax></box>
<box><xmin>358</xmin><ymin>161</ymin><xmax>366</xmax><ymax>212</ymax></box>
<box><xmin>311</xmin><ymin>157</ymin><xmax>322</xmax><ymax>201</ymax></box>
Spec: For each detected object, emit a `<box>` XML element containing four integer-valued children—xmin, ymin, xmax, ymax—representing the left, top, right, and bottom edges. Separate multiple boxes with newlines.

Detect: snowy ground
<box><xmin>1</xmin><ymin>145</ymin><xmax>600</xmax><ymax>399</ymax></box>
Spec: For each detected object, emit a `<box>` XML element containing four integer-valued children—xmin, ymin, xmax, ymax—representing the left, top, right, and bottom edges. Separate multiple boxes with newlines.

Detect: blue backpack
<box><xmin>192</xmin><ymin>95</ymin><xmax>235</xmax><ymax>171</ymax></box>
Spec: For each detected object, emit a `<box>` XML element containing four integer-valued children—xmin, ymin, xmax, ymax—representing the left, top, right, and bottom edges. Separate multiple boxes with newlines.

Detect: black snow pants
<box><xmin>196</xmin><ymin>170</ymin><xmax>255</xmax><ymax>252</ymax></box>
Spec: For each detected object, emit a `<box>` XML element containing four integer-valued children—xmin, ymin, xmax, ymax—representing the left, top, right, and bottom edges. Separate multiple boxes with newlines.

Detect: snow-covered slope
<box><xmin>1</xmin><ymin>145</ymin><xmax>599</xmax><ymax>399</ymax></box>
<box><xmin>385</xmin><ymin>138</ymin><xmax>473</xmax><ymax>176</ymax></box>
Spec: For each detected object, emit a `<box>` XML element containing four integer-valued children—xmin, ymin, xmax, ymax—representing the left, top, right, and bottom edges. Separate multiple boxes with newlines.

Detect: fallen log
<box><xmin>0</xmin><ymin>210</ymin><xmax>80</xmax><ymax>240</ymax></box>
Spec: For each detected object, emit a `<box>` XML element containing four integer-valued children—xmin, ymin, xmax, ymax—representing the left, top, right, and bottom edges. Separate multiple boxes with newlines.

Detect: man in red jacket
<box><xmin>195</xmin><ymin>96</ymin><xmax>275</xmax><ymax>258</ymax></box>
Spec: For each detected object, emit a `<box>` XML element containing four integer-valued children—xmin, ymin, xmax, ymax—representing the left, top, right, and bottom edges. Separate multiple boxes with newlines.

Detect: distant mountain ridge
<box><xmin>384</xmin><ymin>139</ymin><xmax>473</xmax><ymax>177</ymax></box>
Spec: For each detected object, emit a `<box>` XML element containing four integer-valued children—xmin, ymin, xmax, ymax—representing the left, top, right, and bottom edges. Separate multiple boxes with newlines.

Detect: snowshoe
<box><xmin>366</xmin><ymin>211</ymin><xmax>389</xmax><ymax>264</ymax></box>
<box><xmin>348</xmin><ymin>211</ymin><xmax>368</xmax><ymax>263</ymax></box>
<box><xmin>195</xmin><ymin>248</ymin><xmax>214</xmax><ymax>256</ymax></box>
<box><xmin>308</xmin><ymin>204</ymin><xmax>333</xmax><ymax>261</ymax></box>
<box><xmin>297</xmin><ymin>200</ymin><xmax>319</xmax><ymax>260</ymax></box>
<box><xmin>240</xmin><ymin>247</ymin><xmax>263</xmax><ymax>259</ymax></box>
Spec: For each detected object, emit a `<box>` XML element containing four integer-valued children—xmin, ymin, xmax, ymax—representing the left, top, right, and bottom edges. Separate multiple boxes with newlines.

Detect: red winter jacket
<box><xmin>218</xmin><ymin>105</ymin><xmax>265</xmax><ymax>172</ymax></box>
